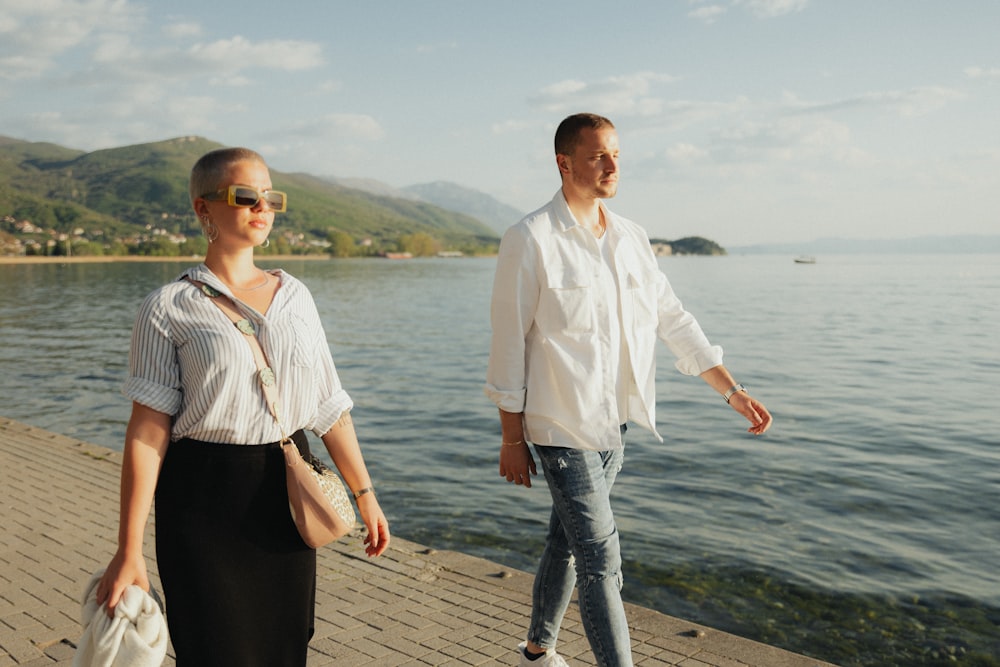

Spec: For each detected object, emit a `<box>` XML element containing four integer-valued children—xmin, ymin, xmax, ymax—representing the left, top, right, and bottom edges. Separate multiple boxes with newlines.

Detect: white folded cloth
<box><xmin>73</xmin><ymin>568</ymin><xmax>168</xmax><ymax>667</ymax></box>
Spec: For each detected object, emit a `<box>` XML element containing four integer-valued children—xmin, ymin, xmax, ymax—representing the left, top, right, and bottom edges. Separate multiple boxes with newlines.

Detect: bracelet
<box><xmin>352</xmin><ymin>486</ymin><xmax>375</xmax><ymax>500</ymax></box>
<box><xmin>723</xmin><ymin>383</ymin><xmax>748</xmax><ymax>403</ymax></box>
<box><xmin>502</xmin><ymin>440</ymin><xmax>526</xmax><ymax>447</ymax></box>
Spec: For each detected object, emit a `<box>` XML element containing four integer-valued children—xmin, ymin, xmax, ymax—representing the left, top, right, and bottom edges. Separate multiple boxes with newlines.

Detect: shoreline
<box><xmin>0</xmin><ymin>254</ymin><xmax>332</xmax><ymax>265</ymax></box>
<box><xmin>0</xmin><ymin>415</ymin><xmax>836</xmax><ymax>667</ymax></box>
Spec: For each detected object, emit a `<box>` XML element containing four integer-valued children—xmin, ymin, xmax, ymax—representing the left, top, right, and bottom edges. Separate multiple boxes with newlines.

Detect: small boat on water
<box><xmin>794</xmin><ymin>255</ymin><xmax>816</xmax><ymax>264</ymax></box>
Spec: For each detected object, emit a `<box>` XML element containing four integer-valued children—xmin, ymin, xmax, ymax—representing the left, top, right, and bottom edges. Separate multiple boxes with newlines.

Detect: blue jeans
<box><xmin>528</xmin><ymin>429</ymin><xmax>632</xmax><ymax>667</ymax></box>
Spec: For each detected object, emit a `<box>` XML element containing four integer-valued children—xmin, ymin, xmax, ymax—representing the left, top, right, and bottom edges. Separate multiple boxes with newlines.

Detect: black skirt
<box><xmin>155</xmin><ymin>430</ymin><xmax>316</xmax><ymax>667</ymax></box>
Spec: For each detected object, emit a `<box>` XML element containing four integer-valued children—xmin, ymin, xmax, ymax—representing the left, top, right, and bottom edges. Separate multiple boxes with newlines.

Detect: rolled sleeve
<box><xmin>484</xmin><ymin>383</ymin><xmax>527</xmax><ymax>413</ymax></box>
<box><xmin>122</xmin><ymin>288</ymin><xmax>182</xmax><ymax>416</ymax></box>
<box><xmin>673</xmin><ymin>344</ymin><xmax>724</xmax><ymax>376</ymax></box>
<box><xmin>122</xmin><ymin>375</ymin><xmax>182</xmax><ymax>416</ymax></box>
<box><xmin>313</xmin><ymin>387</ymin><xmax>354</xmax><ymax>438</ymax></box>
<box><xmin>311</xmin><ymin>328</ymin><xmax>355</xmax><ymax>437</ymax></box>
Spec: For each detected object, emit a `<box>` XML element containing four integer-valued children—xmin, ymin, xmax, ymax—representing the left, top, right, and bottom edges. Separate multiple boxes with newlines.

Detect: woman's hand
<box><xmin>319</xmin><ymin>411</ymin><xmax>390</xmax><ymax>557</ymax></box>
<box><xmin>95</xmin><ymin>549</ymin><xmax>149</xmax><ymax>618</ymax></box>
<box><xmin>356</xmin><ymin>494</ymin><xmax>390</xmax><ymax>557</ymax></box>
<box><xmin>97</xmin><ymin>403</ymin><xmax>169</xmax><ymax>617</ymax></box>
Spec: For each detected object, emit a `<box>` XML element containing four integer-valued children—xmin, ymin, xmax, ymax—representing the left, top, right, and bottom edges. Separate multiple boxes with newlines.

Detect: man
<box><xmin>484</xmin><ymin>113</ymin><xmax>772</xmax><ymax>667</ymax></box>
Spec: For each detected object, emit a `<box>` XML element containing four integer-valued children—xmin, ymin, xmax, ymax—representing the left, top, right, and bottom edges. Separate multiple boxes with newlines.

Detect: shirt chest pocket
<box><xmin>539</xmin><ymin>264</ymin><xmax>595</xmax><ymax>334</ymax></box>
<box><xmin>268</xmin><ymin>313</ymin><xmax>314</xmax><ymax>368</ymax></box>
<box><xmin>626</xmin><ymin>269</ymin><xmax>660</xmax><ymax>329</ymax></box>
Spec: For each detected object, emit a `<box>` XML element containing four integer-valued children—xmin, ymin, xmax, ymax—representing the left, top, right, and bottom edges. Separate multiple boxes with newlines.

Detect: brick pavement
<box><xmin>0</xmin><ymin>417</ymin><xmax>836</xmax><ymax>666</ymax></box>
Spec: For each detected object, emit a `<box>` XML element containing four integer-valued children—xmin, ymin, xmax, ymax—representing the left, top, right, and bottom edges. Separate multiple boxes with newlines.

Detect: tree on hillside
<box><xmin>399</xmin><ymin>232</ymin><xmax>440</xmax><ymax>257</ymax></box>
<box><xmin>328</xmin><ymin>230</ymin><xmax>356</xmax><ymax>257</ymax></box>
<box><xmin>134</xmin><ymin>236</ymin><xmax>180</xmax><ymax>257</ymax></box>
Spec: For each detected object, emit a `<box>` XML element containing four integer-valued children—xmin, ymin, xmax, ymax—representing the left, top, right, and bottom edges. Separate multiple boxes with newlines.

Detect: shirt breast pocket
<box><xmin>626</xmin><ymin>269</ymin><xmax>660</xmax><ymax>329</ymax></box>
<box><xmin>540</xmin><ymin>264</ymin><xmax>595</xmax><ymax>334</ymax></box>
<box><xmin>287</xmin><ymin>313</ymin><xmax>315</xmax><ymax>368</ymax></box>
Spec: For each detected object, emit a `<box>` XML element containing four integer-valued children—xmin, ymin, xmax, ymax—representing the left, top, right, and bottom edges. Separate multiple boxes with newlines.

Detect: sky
<box><xmin>2</xmin><ymin>0</ymin><xmax>998</xmax><ymax>247</ymax></box>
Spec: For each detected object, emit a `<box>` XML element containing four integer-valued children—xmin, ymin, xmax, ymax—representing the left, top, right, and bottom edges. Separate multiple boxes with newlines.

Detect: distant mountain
<box><xmin>331</xmin><ymin>177</ymin><xmax>525</xmax><ymax>235</ymax></box>
<box><xmin>0</xmin><ymin>135</ymin><xmax>499</xmax><ymax>254</ymax></box>
<box><xmin>330</xmin><ymin>177</ymin><xmax>421</xmax><ymax>201</ymax></box>
<box><xmin>402</xmin><ymin>181</ymin><xmax>525</xmax><ymax>235</ymax></box>
<box><xmin>730</xmin><ymin>235</ymin><xmax>1000</xmax><ymax>255</ymax></box>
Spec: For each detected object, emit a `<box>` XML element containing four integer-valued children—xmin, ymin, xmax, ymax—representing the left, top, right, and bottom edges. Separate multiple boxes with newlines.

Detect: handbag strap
<box><xmin>184</xmin><ymin>276</ymin><xmax>289</xmax><ymax>440</ymax></box>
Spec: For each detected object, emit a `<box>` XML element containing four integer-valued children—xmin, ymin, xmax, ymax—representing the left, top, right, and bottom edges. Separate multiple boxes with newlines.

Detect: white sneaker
<box><xmin>517</xmin><ymin>641</ymin><xmax>569</xmax><ymax>667</ymax></box>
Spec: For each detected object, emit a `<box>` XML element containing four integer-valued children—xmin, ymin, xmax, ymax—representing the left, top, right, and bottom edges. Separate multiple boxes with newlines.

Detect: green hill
<box><xmin>651</xmin><ymin>236</ymin><xmax>727</xmax><ymax>256</ymax></box>
<box><xmin>0</xmin><ymin>136</ymin><xmax>499</xmax><ymax>256</ymax></box>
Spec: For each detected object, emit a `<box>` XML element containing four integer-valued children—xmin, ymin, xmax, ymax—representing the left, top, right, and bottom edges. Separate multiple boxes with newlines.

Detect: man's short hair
<box><xmin>554</xmin><ymin>113</ymin><xmax>615</xmax><ymax>156</ymax></box>
<box><xmin>189</xmin><ymin>147</ymin><xmax>267</xmax><ymax>204</ymax></box>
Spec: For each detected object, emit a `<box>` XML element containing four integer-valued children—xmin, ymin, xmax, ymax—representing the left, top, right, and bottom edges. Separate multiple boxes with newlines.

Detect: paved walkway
<box><xmin>0</xmin><ymin>417</ymin><xmax>837</xmax><ymax>666</ymax></box>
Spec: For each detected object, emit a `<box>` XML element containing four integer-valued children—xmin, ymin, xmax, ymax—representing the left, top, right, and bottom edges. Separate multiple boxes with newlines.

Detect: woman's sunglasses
<box><xmin>201</xmin><ymin>185</ymin><xmax>287</xmax><ymax>213</ymax></box>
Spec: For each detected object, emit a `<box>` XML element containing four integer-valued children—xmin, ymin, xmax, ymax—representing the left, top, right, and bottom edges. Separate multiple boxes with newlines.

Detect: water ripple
<box><xmin>2</xmin><ymin>255</ymin><xmax>999</xmax><ymax>666</ymax></box>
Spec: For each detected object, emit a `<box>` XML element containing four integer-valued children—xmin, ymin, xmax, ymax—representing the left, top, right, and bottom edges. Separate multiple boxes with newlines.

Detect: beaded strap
<box><xmin>185</xmin><ymin>277</ymin><xmax>286</xmax><ymax>433</ymax></box>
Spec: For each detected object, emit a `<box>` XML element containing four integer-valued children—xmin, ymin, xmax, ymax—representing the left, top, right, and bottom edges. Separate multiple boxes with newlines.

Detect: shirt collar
<box><xmin>180</xmin><ymin>263</ymin><xmax>284</xmax><ymax>302</ymax></box>
<box><xmin>552</xmin><ymin>189</ymin><xmax>616</xmax><ymax>237</ymax></box>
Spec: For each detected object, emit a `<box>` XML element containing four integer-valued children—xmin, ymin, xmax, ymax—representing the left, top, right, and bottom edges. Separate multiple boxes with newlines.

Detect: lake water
<box><xmin>1</xmin><ymin>255</ymin><xmax>998</xmax><ymax>666</ymax></box>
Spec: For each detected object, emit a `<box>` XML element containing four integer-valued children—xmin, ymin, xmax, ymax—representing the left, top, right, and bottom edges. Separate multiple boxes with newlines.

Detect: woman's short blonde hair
<box><xmin>189</xmin><ymin>147</ymin><xmax>267</xmax><ymax>205</ymax></box>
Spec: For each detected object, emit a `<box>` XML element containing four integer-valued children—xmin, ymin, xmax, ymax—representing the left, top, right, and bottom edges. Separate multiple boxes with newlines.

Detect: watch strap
<box><xmin>723</xmin><ymin>383</ymin><xmax>748</xmax><ymax>403</ymax></box>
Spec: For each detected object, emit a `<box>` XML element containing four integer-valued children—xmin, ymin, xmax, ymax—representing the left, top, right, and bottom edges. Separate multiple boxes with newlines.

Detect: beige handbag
<box><xmin>187</xmin><ymin>278</ymin><xmax>355</xmax><ymax>548</ymax></box>
<box><xmin>282</xmin><ymin>440</ymin><xmax>356</xmax><ymax>548</ymax></box>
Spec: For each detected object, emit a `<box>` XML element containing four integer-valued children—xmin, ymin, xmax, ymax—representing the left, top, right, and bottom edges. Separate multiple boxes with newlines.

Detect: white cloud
<box><xmin>325</xmin><ymin>114</ymin><xmax>386</xmax><ymax>141</ymax></box>
<box><xmin>0</xmin><ymin>54</ymin><xmax>47</xmax><ymax>80</ymax></box>
<box><xmin>0</xmin><ymin>0</ymin><xmax>330</xmax><ymax>153</ymax></box>
<box><xmin>539</xmin><ymin>79</ymin><xmax>587</xmax><ymax>97</ymax></box>
<box><xmin>964</xmin><ymin>66</ymin><xmax>1000</xmax><ymax>80</ymax></box>
<box><xmin>783</xmin><ymin>86</ymin><xmax>964</xmax><ymax>118</ymax></box>
<box><xmin>659</xmin><ymin>97</ymin><xmax>749</xmax><ymax>130</ymax></box>
<box><xmin>666</xmin><ymin>142</ymin><xmax>710</xmax><ymax>163</ymax></box>
<box><xmin>686</xmin><ymin>0</ymin><xmax>805</xmax><ymax>24</ymax></box>
<box><xmin>284</xmin><ymin>114</ymin><xmax>385</xmax><ymax>142</ymax></box>
<box><xmin>315</xmin><ymin>79</ymin><xmax>344</xmax><ymax>94</ymax></box>
<box><xmin>530</xmin><ymin>72</ymin><xmax>677</xmax><ymax>117</ymax></box>
<box><xmin>261</xmin><ymin>114</ymin><xmax>387</xmax><ymax>177</ymax></box>
<box><xmin>688</xmin><ymin>5</ymin><xmax>727</xmax><ymax>23</ymax></box>
<box><xmin>17</xmin><ymin>84</ymin><xmax>232</xmax><ymax>150</ymax></box>
<box><xmin>91</xmin><ymin>32</ymin><xmax>132</xmax><ymax>63</ymax></box>
<box><xmin>491</xmin><ymin>119</ymin><xmax>536</xmax><ymax>135</ymax></box>
<box><xmin>889</xmin><ymin>86</ymin><xmax>965</xmax><ymax>117</ymax></box>
<box><xmin>736</xmin><ymin>0</ymin><xmax>809</xmax><ymax>18</ymax></box>
<box><xmin>163</xmin><ymin>22</ymin><xmax>201</xmax><ymax>40</ymax></box>
<box><xmin>0</xmin><ymin>0</ymin><xmax>140</xmax><ymax>80</ymax></box>
<box><xmin>709</xmin><ymin>116</ymin><xmax>867</xmax><ymax>172</ymax></box>
<box><xmin>187</xmin><ymin>37</ymin><xmax>324</xmax><ymax>72</ymax></box>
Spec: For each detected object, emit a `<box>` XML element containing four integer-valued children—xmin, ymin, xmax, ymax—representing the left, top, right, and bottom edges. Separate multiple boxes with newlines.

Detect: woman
<box><xmin>96</xmin><ymin>147</ymin><xmax>390</xmax><ymax>666</ymax></box>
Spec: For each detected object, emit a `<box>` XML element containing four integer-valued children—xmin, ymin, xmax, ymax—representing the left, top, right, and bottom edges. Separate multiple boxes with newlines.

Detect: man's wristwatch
<box><xmin>723</xmin><ymin>384</ymin><xmax>748</xmax><ymax>403</ymax></box>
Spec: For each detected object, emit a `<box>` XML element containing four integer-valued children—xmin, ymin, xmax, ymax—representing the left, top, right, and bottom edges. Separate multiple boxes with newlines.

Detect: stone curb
<box><xmin>0</xmin><ymin>417</ymin><xmax>836</xmax><ymax>666</ymax></box>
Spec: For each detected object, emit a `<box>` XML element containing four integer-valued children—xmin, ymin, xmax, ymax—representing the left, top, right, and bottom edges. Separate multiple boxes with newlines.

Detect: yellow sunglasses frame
<box><xmin>202</xmin><ymin>185</ymin><xmax>287</xmax><ymax>213</ymax></box>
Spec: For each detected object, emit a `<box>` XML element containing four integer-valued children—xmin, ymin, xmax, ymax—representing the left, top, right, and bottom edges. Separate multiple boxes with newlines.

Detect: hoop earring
<box><xmin>201</xmin><ymin>217</ymin><xmax>219</xmax><ymax>243</ymax></box>
<box><xmin>260</xmin><ymin>238</ymin><xmax>270</xmax><ymax>249</ymax></box>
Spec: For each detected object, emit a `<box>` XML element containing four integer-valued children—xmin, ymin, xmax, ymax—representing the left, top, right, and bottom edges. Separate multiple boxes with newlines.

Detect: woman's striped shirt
<box><xmin>123</xmin><ymin>264</ymin><xmax>353</xmax><ymax>444</ymax></box>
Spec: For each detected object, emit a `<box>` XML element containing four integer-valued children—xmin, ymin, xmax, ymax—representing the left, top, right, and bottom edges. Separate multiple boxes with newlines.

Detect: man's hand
<box><xmin>728</xmin><ymin>392</ymin><xmax>773</xmax><ymax>435</ymax></box>
<box><xmin>499</xmin><ymin>442</ymin><xmax>537</xmax><ymax>487</ymax></box>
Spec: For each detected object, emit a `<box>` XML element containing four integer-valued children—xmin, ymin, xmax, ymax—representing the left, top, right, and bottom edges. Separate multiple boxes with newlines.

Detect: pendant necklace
<box><xmin>231</xmin><ymin>272</ymin><xmax>270</xmax><ymax>292</ymax></box>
